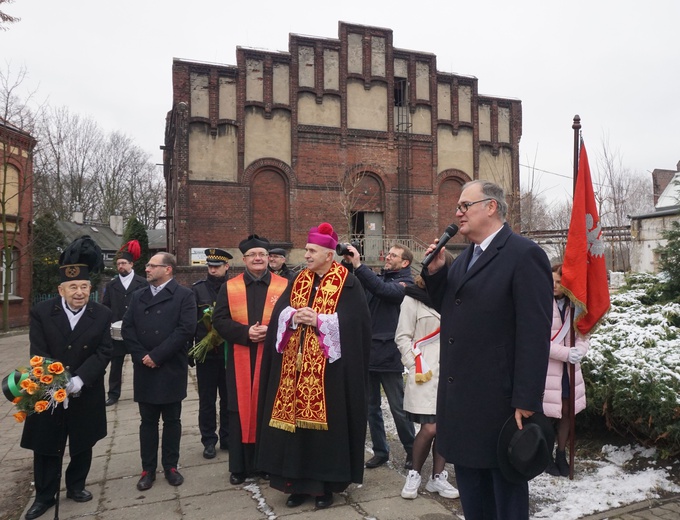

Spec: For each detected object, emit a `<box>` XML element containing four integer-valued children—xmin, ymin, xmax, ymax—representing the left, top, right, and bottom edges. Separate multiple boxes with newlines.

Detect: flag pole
<box><xmin>568</xmin><ymin>114</ymin><xmax>580</xmax><ymax>480</ymax></box>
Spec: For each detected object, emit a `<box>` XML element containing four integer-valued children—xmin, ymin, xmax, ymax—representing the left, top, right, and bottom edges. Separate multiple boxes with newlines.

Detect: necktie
<box><xmin>467</xmin><ymin>245</ymin><xmax>483</xmax><ymax>271</ymax></box>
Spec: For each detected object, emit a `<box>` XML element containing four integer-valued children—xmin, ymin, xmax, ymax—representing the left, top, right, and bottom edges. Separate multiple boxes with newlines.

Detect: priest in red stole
<box><xmin>212</xmin><ymin>234</ymin><xmax>288</xmax><ymax>485</ymax></box>
<box><xmin>256</xmin><ymin>223</ymin><xmax>371</xmax><ymax>509</ymax></box>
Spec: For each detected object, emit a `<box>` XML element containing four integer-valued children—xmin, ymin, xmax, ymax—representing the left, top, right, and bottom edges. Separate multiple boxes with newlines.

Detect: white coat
<box><xmin>542</xmin><ymin>299</ymin><xmax>589</xmax><ymax>418</ymax></box>
<box><xmin>395</xmin><ymin>294</ymin><xmax>440</xmax><ymax>416</ymax></box>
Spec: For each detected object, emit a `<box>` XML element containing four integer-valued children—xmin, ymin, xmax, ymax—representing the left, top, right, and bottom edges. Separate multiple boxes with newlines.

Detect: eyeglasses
<box><xmin>243</xmin><ymin>252</ymin><xmax>268</xmax><ymax>259</ymax></box>
<box><xmin>456</xmin><ymin>198</ymin><xmax>494</xmax><ymax>214</ymax></box>
<box><xmin>145</xmin><ymin>263</ymin><xmax>168</xmax><ymax>269</ymax></box>
<box><xmin>386</xmin><ymin>252</ymin><xmax>402</xmax><ymax>259</ymax></box>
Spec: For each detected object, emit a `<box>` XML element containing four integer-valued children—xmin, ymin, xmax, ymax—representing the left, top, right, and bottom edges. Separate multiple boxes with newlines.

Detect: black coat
<box><xmin>21</xmin><ymin>298</ymin><xmax>113</xmax><ymax>455</ymax></box>
<box><xmin>269</xmin><ymin>263</ymin><xmax>295</xmax><ymax>281</ymax></box>
<box><xmin>102</xmin><ymin>273</ymin><xmax>147</xmax><ymax>356</ymax></box>
<box><xmin>122</xmin><ymin>278</ymin><xmax>197</xmax><ymax>404</ymax></box>
<box><xmin>256</xmin><ymin>269</ymin><xmax>371</xmax><ymax>485</ymax></box>
<box><xmin>192</xmin><ymin>276</ymin><xmax>227</xmax><ymax>360</ymax></box>
<box><xmin>352</xmin><ymin>264</ymin><xmax>414</xmax><ymax>372</ymax></box>
<box><xmin>424</xmin><ymin>223</ymin><xmax>553</xmax><ymax>468</ymax></box>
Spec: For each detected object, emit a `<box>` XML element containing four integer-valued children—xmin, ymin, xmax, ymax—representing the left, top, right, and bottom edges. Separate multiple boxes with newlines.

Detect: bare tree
<box><xmin>33</xmin><ymin>107</ymin><xmax>103</xmax><ymax>220</ymax></box>
<box><xmin>0</xmin><ymin>0</ymin><xmax>19</xmax><ymax>31</ymax></box>
<box><xmin>321</xmin><ymin>168</ymin><xmax>381</xmax><ymax>240</ymax></box>
<box><xmin>0</xmin><ymin>64</ymin><xmax>37</xmax><ymax>330</ymax></box>
<box><xmin>33</xmin><ymin>108</ymin><xmax>165</xmax><ymax>227</ymax></box>
<box><xmin>595</xmin><ymin>134</ymin><xmax>654</xmax><ymax>271</ymax></box>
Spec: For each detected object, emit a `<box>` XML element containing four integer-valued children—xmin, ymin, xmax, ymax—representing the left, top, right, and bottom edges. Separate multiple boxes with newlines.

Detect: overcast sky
<box><xmin>3</xmin><ymin>0</ymin><xmax>678</xmax><ymax>204</ymax></box>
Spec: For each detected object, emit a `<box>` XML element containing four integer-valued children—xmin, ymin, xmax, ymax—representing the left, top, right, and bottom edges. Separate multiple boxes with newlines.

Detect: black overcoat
<box><xmin>256</xmin><ymin>270</ymin><xmax>371</xmax><ymax>485</ymax></box>
<box><xmin>424</xmin><ymin>223</ymin><xmax>553</xmax><ymax>469</ymax></box>
<box><xmin>121</xmin><ymin>278</ymin><xmax>197</xmax><ymax>404</ymax></box>
<box><xmin>102</xmin><ymin>273</ymin><xmax>147</xmax><ymax>356</ymax></box>
<box><xmin>20</xmin><ymin>298</ymin><xmax>113</xmax><ymax>455</ymax></box>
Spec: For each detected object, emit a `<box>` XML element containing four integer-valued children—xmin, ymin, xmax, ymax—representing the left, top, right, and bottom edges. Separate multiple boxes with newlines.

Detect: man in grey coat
<box><xmin>122</xmin><ymin>252</ymin><xmax>196</xmax><ymax>491</ymax></box>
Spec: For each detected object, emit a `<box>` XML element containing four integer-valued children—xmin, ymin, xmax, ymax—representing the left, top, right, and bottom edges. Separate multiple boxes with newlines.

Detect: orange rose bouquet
<box><xmin>2</xmin><ymin>356</ymin><xmax>72</xmax><ymax>423</ymax></box>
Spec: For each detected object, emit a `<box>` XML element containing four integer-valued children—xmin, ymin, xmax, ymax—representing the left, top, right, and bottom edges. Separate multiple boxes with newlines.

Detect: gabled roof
<box><xmin>656</xmin><ymin>172</ymin><xmax>680</xmax><ymax>210</ymax></box>
<box><xmin>56</xmin><ymin>221</ymin><xmax>123</xmax><ymax>252</ymax></box>
<box><xmin>56</xmin><ymin>221</ymin><xmax>167</xmax><ymax>252</ymax></box>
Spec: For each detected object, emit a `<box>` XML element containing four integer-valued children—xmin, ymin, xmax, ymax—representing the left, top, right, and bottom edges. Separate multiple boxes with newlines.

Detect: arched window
<box><xmin>251</xmin><ymin>169</ymin><xmax>289</xmax><ymax>242</ymax></box>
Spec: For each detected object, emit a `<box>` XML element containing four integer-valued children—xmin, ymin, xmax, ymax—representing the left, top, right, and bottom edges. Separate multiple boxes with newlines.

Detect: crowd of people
<box><xmin>17</xmin><ymin>179</ymin><xmax>590</xmax><ymax>520</ymax></box>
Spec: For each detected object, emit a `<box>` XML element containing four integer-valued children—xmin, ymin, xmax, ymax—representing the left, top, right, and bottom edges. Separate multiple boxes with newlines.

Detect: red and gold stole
<box><xmin>269</xmin><ymin>261</ymin><xmax>347</xmax><ymax>432</ymax></box>
<box><xmin>227</xmin><ymin>272</ymin><xmax>288</xmax><ymax>443</ymax></box>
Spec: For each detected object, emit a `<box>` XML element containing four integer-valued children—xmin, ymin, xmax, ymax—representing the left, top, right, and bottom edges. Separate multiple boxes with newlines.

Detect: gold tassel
<box><xmin>415</xmin><ymin>370</ymin><xmax>433</xmax><ymax>384</ymax></box>
<box><xmin>269</xmin><ymin>419</ymin><xmax>296</xmax><ymax>433</ymax></box>
<box><xmin>296</xmin><ymin>419</ymin><xmax>329</xmax><ymax>430</ymax></box>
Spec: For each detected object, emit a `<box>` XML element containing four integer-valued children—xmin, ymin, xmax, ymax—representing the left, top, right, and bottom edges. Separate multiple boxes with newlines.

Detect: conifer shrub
<box><xmin>582</xmin><ymin>274</ymin><xmax>680</xmax><ymax>457</ymax></box>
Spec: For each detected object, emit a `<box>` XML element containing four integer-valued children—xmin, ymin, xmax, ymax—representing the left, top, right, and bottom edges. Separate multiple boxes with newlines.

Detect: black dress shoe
<box><xmin>165</xmin><ymin>468</ymin><xmax>184</xmax><ymax>486</ymax></box>
<box><xmin>105</xmin><ymin>398</ymin><xmax>118</xmax><ymax>406</ymax></box>
<box><xmin>25</xmin><ymin>498</ymin><xmax>56</xmax><ymax>520</ymax></box>
<box><xmin>286</xmin><ymin>493</ymin><xmax>308</xmax><ymax>507</ymax></box>
<box><xmin>404</xmin><ymin>452</ymin><xmax>413</xmax><ymax>470</ymax></box>
<box><xmin>136</xmin><ymin>470</ymin><xmax>156</xmax><ymax>491</ymax></box>
<box><xmin>66</xmin><ymin>488</ymin><xmax>93</xmax><ymax>502</ymax></box>
<box><xmin>365</xmin><ymin>454</ymin><xmax>388</xmax><ymax>468</ymax></box>
<box><xmin>203</xmin><ymin>444</ymin><xmax>216</xmax><ymax>459</ymax></box>
<box><xmin>315</xmin><ymin>492</ymin><xmax>334</xmax><ymax>509</ymax></box>
<box><xmin>229</xmin><ymin>472</ymin><xmax>246</xmax><ymax>485</ymax></box>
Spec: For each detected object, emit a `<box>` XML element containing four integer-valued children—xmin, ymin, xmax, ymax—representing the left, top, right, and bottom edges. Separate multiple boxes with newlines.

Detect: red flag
<box><xmin>561</xmin><ymin>140</ymin><xmax>610</xmax><ymax>335</ymax></box>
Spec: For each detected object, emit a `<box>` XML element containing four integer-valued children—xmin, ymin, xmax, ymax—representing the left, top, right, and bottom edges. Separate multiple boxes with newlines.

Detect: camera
<box><xmin>336</xmin><ymin>239</ymin><xmax>361</xmax><ymax>257</ymax></box>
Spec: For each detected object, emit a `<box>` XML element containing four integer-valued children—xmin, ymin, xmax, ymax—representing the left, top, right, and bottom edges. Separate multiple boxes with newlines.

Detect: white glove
<box><xmin>568</xmin><ymin>347</ymin><xmax>584</xmax><ymax>364</ymax></box>
<box><xmin>66</xmin><ymin>375</ymin><xmax>84</xmax><ymax>395</ymax></box>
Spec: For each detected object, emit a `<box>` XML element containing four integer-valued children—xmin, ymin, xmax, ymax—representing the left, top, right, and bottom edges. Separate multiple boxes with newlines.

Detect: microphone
<box><xmin>421</xmin><ymin>224</ymin><xmax>459</xmax><ymax>268</ymax></box>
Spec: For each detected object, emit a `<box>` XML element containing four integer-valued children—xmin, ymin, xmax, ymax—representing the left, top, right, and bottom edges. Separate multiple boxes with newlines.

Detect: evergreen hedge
<box><xmin>582</xmin><ymin>273</ymin><xmax>680</xmax><ymax>457</ymax></box>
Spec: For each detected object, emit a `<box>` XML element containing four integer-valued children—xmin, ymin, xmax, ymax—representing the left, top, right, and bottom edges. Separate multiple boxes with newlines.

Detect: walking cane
<box><xmin>53</xmin><ymin>405</ymin><xmax>68</xmax><ymax>520</ymax></box>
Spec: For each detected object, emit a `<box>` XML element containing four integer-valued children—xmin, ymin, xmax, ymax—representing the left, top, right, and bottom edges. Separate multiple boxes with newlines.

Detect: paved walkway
<box><xmin>1</xmin><ymin>330</ymin><xmax>678</xmax><ymax>520</ymax></box>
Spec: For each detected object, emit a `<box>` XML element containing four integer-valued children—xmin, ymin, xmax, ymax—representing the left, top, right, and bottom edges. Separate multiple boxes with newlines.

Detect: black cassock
<box><xmin>256</xmin><ymin>269</ymin><xmax>371</xmax><ymax>494</ymax></box>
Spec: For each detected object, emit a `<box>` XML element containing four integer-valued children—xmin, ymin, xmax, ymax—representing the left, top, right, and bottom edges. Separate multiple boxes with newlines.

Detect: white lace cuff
<box><xmin>276</xmin><ymin>306</ymin><xmax>297</xmax><ymax>354</ymax></box>
<box><xmin>317</xmin><ymin>313</ymin><xmax>341</xmax><ymax>363</ymax></box>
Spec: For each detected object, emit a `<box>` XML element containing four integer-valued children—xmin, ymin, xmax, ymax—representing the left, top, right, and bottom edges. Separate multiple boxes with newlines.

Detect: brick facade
<box><xmin>0</xmin><ymin>119</ymin><xmax>36</xmax><ymax>328</ymax></box>
<box><xmin>164</xmin><ymin>22</ymin><xmax>522</xmax><ymax>271</ymax></box>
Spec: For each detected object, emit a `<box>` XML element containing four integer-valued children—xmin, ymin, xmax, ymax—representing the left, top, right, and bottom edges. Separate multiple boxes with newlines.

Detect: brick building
<box><xmin>0</xmin><ymin>117</ymin><xmax>36</xmax><ymax>328</ymax></box>
<box><xmin>163</xmin><ymin>22</ymin><xmax>522</xmax><ymax>270</ymax></box>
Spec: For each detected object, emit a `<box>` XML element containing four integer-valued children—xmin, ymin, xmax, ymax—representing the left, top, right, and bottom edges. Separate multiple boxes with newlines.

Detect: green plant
<box><xmin>583</xmin><ymin>274</ymin><xmax>680</xmax><ymax>457</ymax></box>
<box><xmin>31</xmin><ymin>213</ymin><xmax>66</xmax><ymax>298</ymax></box>
<box><xmin>122</xmin><ymin>216</ymin><xmax>150</xmax><ymax>277</ymax></box>
<box><xmin>655</xmin><ymin>220</ymin><xmax>680</xmax><ymax>303</ymax></box>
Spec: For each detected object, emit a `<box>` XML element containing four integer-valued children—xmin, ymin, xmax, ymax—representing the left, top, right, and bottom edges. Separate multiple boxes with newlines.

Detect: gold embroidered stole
<box><xmin>269</xmin><ymin>262</ymin><xmax>347</xmax><ymax>432</ymax></box>
<box><xmin>228</xmin><ymin>272</ymin><xmax>287</xmax><ymax>443</ymax></box>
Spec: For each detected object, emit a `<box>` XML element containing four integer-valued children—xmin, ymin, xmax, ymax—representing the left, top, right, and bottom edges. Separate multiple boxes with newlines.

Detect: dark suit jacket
<box><xmin>20</xmin><ymin>298</ymin><xmax>113</xmax><ymax>455</ymax></box>
<box><xmin>424</xmin><ymin>223</ymin><xmax>552</xmax><ymax>468</ymax></box>
<box><xmin>122</xmin><ymin>278</ymin><xmax>197</xmax><ymax>404</ymax></box>
<box><xmin>102</xmin><ymin>273</ymin><xmax>147</xmax><ymax>356</ymax></box>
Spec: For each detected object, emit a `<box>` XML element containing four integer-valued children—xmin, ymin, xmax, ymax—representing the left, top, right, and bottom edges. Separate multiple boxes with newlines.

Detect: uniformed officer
<box><xmin>191</xmin><ymin>248</ymin><xmax>233</xmax><ymax>459</ymax></box>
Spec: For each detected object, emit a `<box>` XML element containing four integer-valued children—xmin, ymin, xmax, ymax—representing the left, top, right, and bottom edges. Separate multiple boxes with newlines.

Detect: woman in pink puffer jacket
<box><xmin>543</xmin><ymin>263</ymin><xmax>589</xmax><ymax>477</ymax></box>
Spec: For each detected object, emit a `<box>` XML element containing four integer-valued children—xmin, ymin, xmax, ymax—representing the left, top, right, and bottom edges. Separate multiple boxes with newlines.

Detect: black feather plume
<box><xmin>59</xmin><ymin>235</ymin><xmax>105</xmax><ymax>274</ymax></box>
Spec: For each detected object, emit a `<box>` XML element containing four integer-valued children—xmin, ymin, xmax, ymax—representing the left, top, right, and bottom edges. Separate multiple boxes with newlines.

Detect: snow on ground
<box><xmin>379</xmin><ymin>275</ymin><xmax>680</xmax><ymax>518</ymax></box>
<box><xmin>530</xmin><ymin>444</ymin><xmax>680</xmax><ymax>519</ymax></box>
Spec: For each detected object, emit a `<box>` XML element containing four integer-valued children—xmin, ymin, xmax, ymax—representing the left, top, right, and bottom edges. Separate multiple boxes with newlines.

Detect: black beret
<box><xmin>238</xmin><ymin>234</ymin><xmax>270</xmax><ymax>254</ymax></box>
